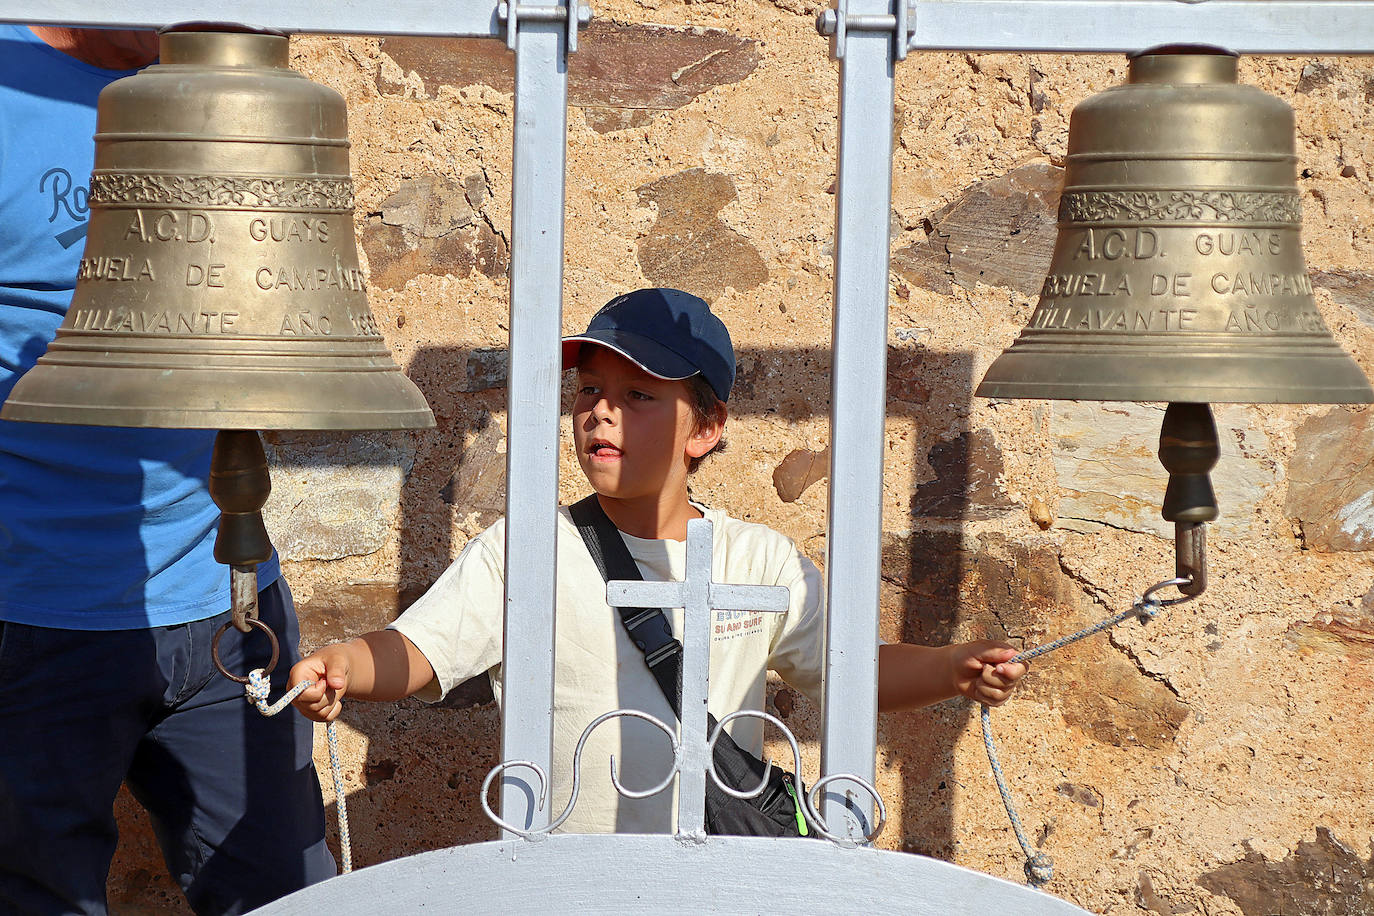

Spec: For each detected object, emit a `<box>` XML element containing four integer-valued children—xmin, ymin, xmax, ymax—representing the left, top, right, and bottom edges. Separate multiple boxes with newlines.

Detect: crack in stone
<box><xmin>1058</xmin><ymin>515</ymin><xmax>1151</xmax><ymax>535</ymax></box>
<box><xmin>1054</xmin><ymin>554</ymin><xmax>1184</xmax><ymax>699</ymax></box>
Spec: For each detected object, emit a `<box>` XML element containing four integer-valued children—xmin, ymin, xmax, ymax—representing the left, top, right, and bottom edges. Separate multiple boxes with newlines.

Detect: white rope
<box><xmin>245</xmin><ymin>669</ymin><xmax>353</xmax><ymax>874</ymax></box>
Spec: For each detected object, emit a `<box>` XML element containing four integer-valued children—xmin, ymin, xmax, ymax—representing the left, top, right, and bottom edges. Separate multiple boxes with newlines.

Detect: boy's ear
<box><xmin>685</xmin><ymin>403</ymin><xmax>727</xmax><ymax>459</ymax></box>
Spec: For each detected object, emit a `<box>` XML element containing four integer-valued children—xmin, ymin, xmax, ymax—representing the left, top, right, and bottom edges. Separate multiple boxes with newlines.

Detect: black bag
<box><xmin>569</xmin><ymin>495</ymin><xmax>811</xmax><ymax>838</ymax></box>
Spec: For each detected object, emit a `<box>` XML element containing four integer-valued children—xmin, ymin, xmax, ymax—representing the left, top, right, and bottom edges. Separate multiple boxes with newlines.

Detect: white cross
<box><xmin>605</xmin><ymin>516</ymin><xmax>790</xmax><ymax>837</ymax></box>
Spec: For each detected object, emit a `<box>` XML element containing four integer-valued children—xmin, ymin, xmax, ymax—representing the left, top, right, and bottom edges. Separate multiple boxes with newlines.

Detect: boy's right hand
<box><xmin>289</xmin><ymin>643</ymin><xmax>354</xmax><ymax>722</ymax></box>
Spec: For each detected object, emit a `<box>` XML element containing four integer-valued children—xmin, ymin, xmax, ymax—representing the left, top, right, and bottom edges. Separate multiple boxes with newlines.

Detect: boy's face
<box><xmin>572</xmin><ymin>347</ymin><xmax>721</xmax><ymax>503</ymax></box>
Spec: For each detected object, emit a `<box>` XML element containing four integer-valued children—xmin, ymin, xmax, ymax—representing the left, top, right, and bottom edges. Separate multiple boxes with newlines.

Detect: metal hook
<box><xmin>480</xmin><ymin>761</ymin><xmax>551</xmax><ymax>838</ymax></box>
<box><xmin>1139</xmin><ymin>575</ymin><xmax>1197</xmax><ymax>611</ymax></box>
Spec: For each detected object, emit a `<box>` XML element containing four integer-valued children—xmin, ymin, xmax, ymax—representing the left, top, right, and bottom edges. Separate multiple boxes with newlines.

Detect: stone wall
<box><xmin>108</xmin><ymin>3</ymin><xmax>1374</xmax><ymax>913</ymax></box>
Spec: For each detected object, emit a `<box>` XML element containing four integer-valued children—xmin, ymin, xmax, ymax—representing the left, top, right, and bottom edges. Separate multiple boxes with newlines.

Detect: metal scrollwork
<box><xmin>481</xmin><ymin>709</ymin><xmax>682</xmax><ymax>839</ymax></box>
<box><xmin>709</xmin><ymin>710</ymin><xmax>887</xmax><ymax>846</ymax></box>
<box><xmin>89</xmin><ymin>172</ymin><xmax>355</xmax><ymax>211</ymax></box>
<box><xmin>483</xmin><ymin>707</ymin><xmax>888</xmax><ymax>846</ymax></box>
<box><xmin>1059</xmin><ymin>189</ymin><xmax>1301</xmax><ymax>224</ymax></box>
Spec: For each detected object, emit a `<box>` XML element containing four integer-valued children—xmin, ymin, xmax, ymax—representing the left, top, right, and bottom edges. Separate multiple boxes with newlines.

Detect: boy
<box><xmin>290</xmin><ymin>287</ymin><xmax>1025</xmax><ymax>834</ymax></box>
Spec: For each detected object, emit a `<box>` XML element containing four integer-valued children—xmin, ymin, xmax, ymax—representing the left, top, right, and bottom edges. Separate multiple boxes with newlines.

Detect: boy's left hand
<box><xmin>950</xmin><ymin>641</ymin><xmax>1028</xmax><ymax>706</ymax></box>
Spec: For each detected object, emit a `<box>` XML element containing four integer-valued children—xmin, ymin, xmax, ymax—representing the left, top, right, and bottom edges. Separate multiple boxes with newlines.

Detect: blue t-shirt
<box><xmin>0</xmin><ymin>25</ymin><xmax>278</xmax><ymax>629</ymax></box>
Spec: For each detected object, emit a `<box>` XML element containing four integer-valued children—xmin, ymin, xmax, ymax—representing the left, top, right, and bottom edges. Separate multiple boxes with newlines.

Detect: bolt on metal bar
<box><xmin>499</xmin><ymin>15</ymin><xmax>570</xmax><ymax>838</ymax></box>
<box><xmin>821</xmin><ymin>0</ymin><xmax>892</xmax><ymax>843</ymax></box>
<box><xmin>906</xmin><ymin>0</ymin><xmax>1374</xmax><ymax>53</ymax></box>
<box><xmin>497</xmin><ymin>2</ymin><xmax>592</xmax><ymax>52</ymax></box>
<box><xmin>0</xmin><ymin>0</ymin><xmax>503</xmax><ymax>35</ymax></box>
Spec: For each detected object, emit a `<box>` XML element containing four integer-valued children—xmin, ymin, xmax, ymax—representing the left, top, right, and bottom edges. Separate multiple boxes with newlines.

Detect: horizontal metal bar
<box><xmin>10</xmin><ymin>0</ymin><xmax>1374</xmax><ymax>51</ymax></box>
<box><xmin>909</xmin><ymin>0</ymin><xmax>1374</xmax><ymax>53</ymax></box>
<box><xmin>708</xmin><ymin>583</ymin><xmax>790</xmax><ymax>613</ymax></box>
<box><xmin>606</xmin><ymin>580</ymin><xmax>682</xmax><ymax>609</ymax></box>
<box><xmin>0</xmin><ymin>0</ymin><xmax>500</xmax><ymax>36</ymax></box>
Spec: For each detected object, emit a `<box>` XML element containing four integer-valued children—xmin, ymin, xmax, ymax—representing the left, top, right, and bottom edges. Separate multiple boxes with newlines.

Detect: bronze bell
<box><xmin>977</xmin><ymin>46</ymin><xmax>1374</xmax><ymax>600</ymax></box>
<box><xmin>977</xmin><ymin>46</ymin><xmax>1373</xmax><ymax>405</ymax></box>
<box><xmin>0</xmin><ymin>27</ymin><xmax>434</xmax><ymax>431</ymax></box>
<box><xmin>0</xmin><ymin>27</ymin><xmax>435</xmax><ymax>642</ymax></box>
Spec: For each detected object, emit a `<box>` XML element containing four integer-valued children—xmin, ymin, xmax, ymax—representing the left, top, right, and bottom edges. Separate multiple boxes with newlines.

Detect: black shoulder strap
<box><xmin>568</xmin><ymin>494</ymin><xmax>684</xmax><ymax>718</ymax></box>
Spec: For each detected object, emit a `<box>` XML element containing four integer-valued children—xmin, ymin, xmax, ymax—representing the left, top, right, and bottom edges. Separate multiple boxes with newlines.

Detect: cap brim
<box><xmin>560</xmin><ymin>330</ymin><xmax>699</xmax><ymax>381</ymax></box>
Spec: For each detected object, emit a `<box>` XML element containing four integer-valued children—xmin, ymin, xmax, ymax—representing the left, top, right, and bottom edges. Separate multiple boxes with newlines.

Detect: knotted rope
<box><xmin>245</xmin><ymin>670</ymin><xmax>353</xmax><ymax>874</ymax></box>
<box><xmin>982</xmin><ymin>577</ymin><xmax>1193</xmax><ymax>889</ymax></box>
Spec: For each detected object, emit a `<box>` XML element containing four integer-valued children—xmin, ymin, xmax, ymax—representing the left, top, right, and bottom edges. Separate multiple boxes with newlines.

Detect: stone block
<box><xmin>1286</xmin><ymin>406</ymin><xmax>1374</xmax><ymax>551</ymax></box>
<box><xmin>1313</xmin><ymin>269</ymin><xmax>1374</xmax><ymax>331</ymax></box>
<box><xmin>911</xmin><ymin>428</ymin><xmax>1017</xmax><ymax>520</ymax></box>
<box><xmin>892</xmin><ymin>162</ymin><xmax>1061</xmax><ymax>297</ymax></box>
<box><xmin>1051</xmin><ymin>401</ymin><xmax>1281</xmax><ymax>539</ymax></box>
<box><xmin>1285</xmin><ymin>600</ymin><xmax>1374</xmax><ymax>661</ymax></box>
<box><xmin>772</xmin><ymin>446</ymin><xmax>829</xmax><ymax>503</ymax></box>
<box><xmin>296</xmin><ymin>581</ymin><xmax>430</xmax><ymax>650</ymax></box>
<box><xmin>635</xmin><ymin>169</ymin><xmax>768</xmax><ymax>302</ymax></box>
<box><xmin>1199</xmin><ymin>828</ymin><xmax>1374</xmax><ymax>915</ymax></box>
<box><xmin>377</xmin><ymin>22</ymin><xmax>758</xmax><ymax>131</ymax></box>
<box><xmin>881</xmin><ymin>532</ymin><xmax>1188</xmax><ymax>748</ymax></box>
<box><xmin>262</xmin><ymin>432</ymin><xmax>416</xmax><ymax>562</ymax></box>
<box><xmin>463</xmin><ymin>348</ymin><xmax>509</xmax><ymax>393</ymax></box>
<box><xmin>361</xmin><ymin>176</ymin><xmax>508</xmax><ymax>289</ymax></box>
<box><xmin>887</xmin><ymin>345</ymin><xmax>932</xmax><ymax>405</ymax></box>
<box><xmin>439</xmin><ymin>413</ymin><xmax>507</xmax><ymax>527</ymax></box>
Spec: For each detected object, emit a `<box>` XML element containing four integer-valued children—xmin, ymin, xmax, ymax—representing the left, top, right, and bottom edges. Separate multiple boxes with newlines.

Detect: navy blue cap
<box><xmin>562</xmin><ymin>288</ymin><xmax>736</xmax><ymax>403</ymax></box>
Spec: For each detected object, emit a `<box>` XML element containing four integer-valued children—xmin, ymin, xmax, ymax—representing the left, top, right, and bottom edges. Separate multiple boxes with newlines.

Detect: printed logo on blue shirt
<box><xmin>40</xmin><ymin>167</ymin><xmax>89</xmax><ymax>249</ymax></box>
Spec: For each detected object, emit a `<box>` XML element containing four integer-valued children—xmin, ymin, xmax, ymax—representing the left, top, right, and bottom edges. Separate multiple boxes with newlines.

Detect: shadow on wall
<box><xmin>250</xmin><ymin>342</ymin><xmax>1015</xmax><ymax>871</ymax></box>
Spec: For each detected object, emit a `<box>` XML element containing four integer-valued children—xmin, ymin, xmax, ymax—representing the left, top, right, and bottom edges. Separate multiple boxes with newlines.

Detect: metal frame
<box><xmin>8</xmin><ymin>0</ymin><xmax>1374</xmax><ymax>49</ymax></box>
<box><xmin>0</xmin><ymin>1</ymin><xmax>504</xmax><ymax>36</ymax></box>
<box><xmin>905</xmin><ymin>0</ymin><xmax>1374</xmax><ymax>53</ymax></box>
<box><xmin>820</xmin><ymin>0</ymin><xmax>894</xmax><ymax>842</ymax></box>
<box><xmin>498</xmin><ymin>6</ymin><xmax>573</xmax><ymax>835</ymax></box>
<box><xmin>6</xmin><ymin>0</ymin><xmax>1374</xmax><ymax>910</ymax></box>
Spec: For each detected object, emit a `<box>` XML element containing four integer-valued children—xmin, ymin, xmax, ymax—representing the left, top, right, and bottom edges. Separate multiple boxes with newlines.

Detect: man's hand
<box><xmin>949</xmin><ymin>640</ymin><xmax>1028</xmax><ymax>707</ymax></box>
<box><xmin>289</xmin><ymin>644</ymin><xmax>355</xmax><ymax>723</ymax></box>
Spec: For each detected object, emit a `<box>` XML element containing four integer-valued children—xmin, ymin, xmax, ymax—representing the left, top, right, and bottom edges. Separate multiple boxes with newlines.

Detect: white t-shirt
<box><xmin>389</xmin><ymin>504</ymin><xmax>826</xmax><ymax>835</ymax></box>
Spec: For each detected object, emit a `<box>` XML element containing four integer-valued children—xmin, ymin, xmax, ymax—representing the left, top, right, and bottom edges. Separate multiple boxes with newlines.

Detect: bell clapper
<box><xmin>1158</xmin><ymin>402</ymin><xmax>1220</xmax><ymax>598</ymax></box>
<box><xmin>208</xmin><ymin>430</ymin><xmax>274</xmax><ymax>632</ymax></box>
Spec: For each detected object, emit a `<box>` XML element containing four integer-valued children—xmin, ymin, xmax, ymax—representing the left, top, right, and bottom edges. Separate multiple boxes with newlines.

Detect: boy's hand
<box><xmin>289</xmin><ymin>644</ymin><xmax>354</xmax><ymax>723</ymax></box>
<box><xmin>949</xmin><ymin>641</ymin><xmax>1028</xmax><ymax>707</ymax></box>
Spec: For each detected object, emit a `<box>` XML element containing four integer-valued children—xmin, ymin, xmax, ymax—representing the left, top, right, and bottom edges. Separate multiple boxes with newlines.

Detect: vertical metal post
<box><xmin>674</xmin><ymin>521</ymin><xmax>714</xmax><ymax>836</ymax></box>
<box><xmin>500</xmin><ymin>14</ymin><xmax>569</xmax><ymax>835</ymax></box>
<box><xmin>821</xmin><ymin>0</ymin><xmax>895</xmax><ymax>840</ymax></box>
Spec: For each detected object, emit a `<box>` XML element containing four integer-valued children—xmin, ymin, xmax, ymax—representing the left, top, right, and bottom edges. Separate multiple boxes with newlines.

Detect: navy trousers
<box><xmin>0</xmin><ymin>579</ymin><xmax>335</xmax><ymax>915</ymax></box>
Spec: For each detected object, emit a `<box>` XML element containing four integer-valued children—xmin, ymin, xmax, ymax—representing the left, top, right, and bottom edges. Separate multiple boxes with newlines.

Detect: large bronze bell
<box><xmin>977</xmin><ymin>46</ymin><xmax>1373</xmax><ymax>599</ymax></box>
<box><xmin>0</xmin><ymin>28</ymin><xmax>434</xmax><ymax>430</ymax></box>
<box><xmin>0</xmin><ymin>27</ymin><xmax>434</xmax><ymax>640</ymax></box>
<box><xmin>977</xmin><ymin>47</ymin><xmax>1373</xmax><ymax>405</ymax></box>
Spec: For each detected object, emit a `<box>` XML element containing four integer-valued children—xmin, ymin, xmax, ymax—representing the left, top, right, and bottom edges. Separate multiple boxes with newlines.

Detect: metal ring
<box><xmin>211</xmin><ymin>617</ymin><xmax>280</xmax><ymax>684</ymax></box>
<box><xmin>1141</xmin><ymin>575</ymin><xmax>1195</xmax><ymax>607</ymax></box>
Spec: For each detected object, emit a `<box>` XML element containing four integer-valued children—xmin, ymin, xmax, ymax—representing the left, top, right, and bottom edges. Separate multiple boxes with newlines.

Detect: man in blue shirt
<box><xmin>0</xmin><ymin>25</ymin><xmax>334</xmax><ymax>915</ymax></box>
